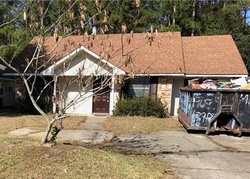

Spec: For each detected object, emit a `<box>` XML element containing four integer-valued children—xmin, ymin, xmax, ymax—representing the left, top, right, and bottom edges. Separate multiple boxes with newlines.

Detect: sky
<box><xmin>247</xmin><ymin>11</ymin><xmax>250</xmax><ymax>24</ymax></box>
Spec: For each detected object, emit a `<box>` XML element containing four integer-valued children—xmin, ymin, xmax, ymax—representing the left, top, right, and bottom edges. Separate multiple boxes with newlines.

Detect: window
<box><xmin>128</xmin><ymin>77</ymin><xmax>149</xmax><ymax>97</ymax></box>
<box><xmin>122</xmin><ymin>77</ymin><xmax>158</xmax><ymax>99</ymax></box>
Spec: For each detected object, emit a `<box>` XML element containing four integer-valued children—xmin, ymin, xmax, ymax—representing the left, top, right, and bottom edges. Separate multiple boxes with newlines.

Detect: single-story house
<box><xmin>4</xmin><ymin>32</ymin><xmax>248</xmax><ymax>115</ymax></box>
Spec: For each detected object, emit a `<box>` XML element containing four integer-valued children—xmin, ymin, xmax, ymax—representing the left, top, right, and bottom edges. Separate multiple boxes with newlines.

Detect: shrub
<box><xmin>14</xmin><ymin>93</ymin><xmax>52</xmax><ymax>114</ymax></box>
<box><xmin>113</xmin><ymin>96</ymin><xmax>168</xmax><ymax>118</ymax></box>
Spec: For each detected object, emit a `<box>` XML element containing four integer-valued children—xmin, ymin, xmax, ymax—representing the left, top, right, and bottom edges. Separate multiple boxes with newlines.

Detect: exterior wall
<box><xmin>157</xmin><ymin>77</ymin><xmax>173</xmax><ymax>114</ymax></box>
<box><xmin>55</xmin><ymin>52</ymin><xmax>110</xmax><ymax>76</ymax></box>
<box><xmin>55</xmin><ymin>53</ymin><xmax>114</xmax><ymax>115</ymax></box>
<box><xmin>0</xmin><ymin>79</ymin><xmax>15</xmax><ymax>107</ymax></box>
<box><xmin>171</xmin><ymin>77</ymin><xmax>185</xmax><ymax>115</ymax></box>
<box><xmin>58</xmin><ymin>77</ymin><xmax>93</xmax><ymax>115</ymax></box>
<box><xmin>58</xmin><ymin>78</ymin><xmax>118</xmax><ymax>115</ymax></box>
<box><xmin>110</xmin><ymin>83</ymin><xmax>122</xmax><ymax>115</ymax></box>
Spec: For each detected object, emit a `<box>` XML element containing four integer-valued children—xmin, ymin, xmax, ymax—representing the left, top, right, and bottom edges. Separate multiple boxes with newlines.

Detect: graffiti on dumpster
<box><xmin>238</xmin><ymin>93</ymin><xmax>250</xmax><ymax>128</ymax></box>
<box><xmin>179</xmin><ymin>91</ymin><xmax>191</xmax><ymax>114</ymax></box>
<box><xmin>191</xmin><ymin>92</ymin><xmax>217</xmax><ymax>127</ymax></box>
<box><xmin>191</xmin><ymin>111</ymin><xmax>214</xmax><ymax>126</ymax></box>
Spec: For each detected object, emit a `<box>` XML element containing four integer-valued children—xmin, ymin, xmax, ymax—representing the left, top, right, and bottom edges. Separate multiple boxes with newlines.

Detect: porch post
<box><xmin>109</xmin><ymin>73</ymin><xmax>115</xmax><ymax>115</ymax></box>
<box><xmin>53</xmin><ymin>76</ymin><xmax>57</xmax><ymax>114</ymax></box>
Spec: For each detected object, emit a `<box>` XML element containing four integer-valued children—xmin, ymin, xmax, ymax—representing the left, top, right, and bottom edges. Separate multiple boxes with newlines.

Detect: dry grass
<box><xmin>103</xmin><ymin>116</ymin><xmax>183</xmax><ymax>135</ymax></box>
<box><xmin>0</xmin><ymin>136</ymin><xmax>177</xmax><ymax>179</ymax></box>
<box><xmin>0</xmin><ymin>114</ymin><xmax>86</xmax><ymax>134</ymax></box>
<box><xmin>0</xmin><ymin>113</ymin><xmax>180</xmax><ymax>178</ymax></box>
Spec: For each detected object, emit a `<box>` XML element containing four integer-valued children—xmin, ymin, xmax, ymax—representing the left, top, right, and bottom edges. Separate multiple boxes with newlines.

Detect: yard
<box><xmin>0</xmin><ymin>113</ymin><xmax>179</xmax><ymax>179</ymax></box>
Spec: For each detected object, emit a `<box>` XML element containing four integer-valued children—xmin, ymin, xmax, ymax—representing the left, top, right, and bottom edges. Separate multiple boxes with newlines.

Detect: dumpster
<box><xmin>178</xmin><ymin>87</ymin><xmax>250</xmax><ymax>136</ymax></box>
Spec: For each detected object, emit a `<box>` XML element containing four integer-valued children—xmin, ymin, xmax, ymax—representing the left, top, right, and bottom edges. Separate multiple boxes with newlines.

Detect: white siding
<box><xmin>58</xmin><ymin>78</ymin><xmax>93</xmax><ymax>115</ymax></box>
<box><xmin>53</xmin><ymin>51</ymin><xmax>126</xmax><ymax>115</ymax></box>
<box><xmin>55</xmin><ymin>52</ymin><xmax>110</xmax><ymax>76</ymax></box>
<box><xmin>171</xmin><ymin>77</ymin><xmax>184</xmax><ymax>116</ymax></box>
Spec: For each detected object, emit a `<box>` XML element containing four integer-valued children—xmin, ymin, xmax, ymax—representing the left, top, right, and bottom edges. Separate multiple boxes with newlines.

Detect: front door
<box><xmin>93</xmin><ymin>93</ymin><xmax>110</xmax><ymax>113</ymax></box>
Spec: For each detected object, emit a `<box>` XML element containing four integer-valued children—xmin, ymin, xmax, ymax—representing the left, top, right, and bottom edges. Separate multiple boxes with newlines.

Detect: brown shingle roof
<box><xmin>35</xmin><ymin>32</ymin><xmax>184</xmax><ymax>74</ymax></box>
<box><xmin>182</xmin><ymin>35</ymin><xmax>248</xmax><ymax>75</ymax></box>
<box><xmin>7</xmin><ymin>32</ymin><xmax>248</xmax><ymax>76</ymax></box>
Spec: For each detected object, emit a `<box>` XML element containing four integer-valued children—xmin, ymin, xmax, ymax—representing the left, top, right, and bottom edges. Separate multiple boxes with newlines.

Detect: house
<box><xmin>4</xmin><ymin>32</ymin><xmax>248</xmax><ymax>116</ymax></box>
<box><xmin>0</xmin><ymin>64</ymin><xmax>15</xmax><ymax>108</ymax></box>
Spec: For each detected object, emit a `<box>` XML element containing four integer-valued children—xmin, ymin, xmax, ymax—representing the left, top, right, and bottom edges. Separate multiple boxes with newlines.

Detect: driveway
<box><xmin>111</xmin><ymin>131</ymin><xmax>250</xmax><ymax>179</ymax></box>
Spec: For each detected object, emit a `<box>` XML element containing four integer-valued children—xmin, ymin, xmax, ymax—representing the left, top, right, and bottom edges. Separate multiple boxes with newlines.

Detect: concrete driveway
<box><xmin>112</xmin><ymin>131</ymin><xmax>250</xmax><ymax>179</ymax></box>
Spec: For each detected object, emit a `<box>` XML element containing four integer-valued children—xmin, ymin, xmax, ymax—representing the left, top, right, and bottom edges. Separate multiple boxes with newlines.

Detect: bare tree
<box><xmin>0</xmin><ymin>0</ymin><xmax>124</xmax><ymax>144</ymax></box>
<box><xmin>0</xmin><ymin>0</ymin><xmax>160</xmax><ymax>144</ymax></box>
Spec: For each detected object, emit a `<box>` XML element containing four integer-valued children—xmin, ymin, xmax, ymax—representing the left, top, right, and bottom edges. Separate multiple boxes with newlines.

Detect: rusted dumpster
<box><xmin>178</xmin><ymin>87</ymin><xmax>250</xmax><ymax>136</ymax></box>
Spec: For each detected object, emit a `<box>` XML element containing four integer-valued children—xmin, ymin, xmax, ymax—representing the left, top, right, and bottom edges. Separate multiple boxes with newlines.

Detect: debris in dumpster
<box><xmin>231</xmin><ymin>77</ymin><xmax>247</xmax><ymax>87</ymax></box>
<box><xmin>199</xmin><ymin>79</ymin><xmax>217</xmax><ymax>89</ymax></box>
<box><xmin>240</xmin><ymin>83</ymin><xmax>250</xmax><ymax>89</ymax></box>
<box><xmin>188</xmin><ymin>77</ymin><xmax>249</xmax><ymax>90</ymax></box>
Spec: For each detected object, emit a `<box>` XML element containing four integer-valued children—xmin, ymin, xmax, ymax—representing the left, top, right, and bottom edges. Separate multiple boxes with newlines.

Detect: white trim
<box><xmin>135</xmin><ymin>74</ymin><xmax>248</xmax><ymax>78</ymax></box>
<box><xmin>109</xmin><ymin>74</ymin><xmax>115</xmax><ymax>115</ymax></box>
<box><xmin>40</xmin><ymin>46</ymin><xmax>126</xmax><ymax>76</ymax></box>
<box><xmin>0</xmin><ymin>77</ymin><xmax>15</xmax><ymax>81</ymax></box>
<box><xmin>3</xmin><ymin>73</ymin><xmax>34</xmax><ymax>76</ymax></box>
<box><xmin>79</xmin><ymin>46</ymin><xmax>126</xmax><ymax>75</ymax></box>
<box><xmin>40</xmin><ymin>47</ymin><xmax>83</xmax><ymax>76</ymax></box>
<box><xmin>135</xmin><ymin>73</ymin><xmax>185</xmax><ymax>77</ymax></box>
<box><xmin>53</xmin><ymin>77</ymin><xmax>57</xmax><ymax>114</ymax></box>
<box><xmin>185</xmin><ymin>74</ymin><xmax>248</xmax><ymax>78</ymax></box>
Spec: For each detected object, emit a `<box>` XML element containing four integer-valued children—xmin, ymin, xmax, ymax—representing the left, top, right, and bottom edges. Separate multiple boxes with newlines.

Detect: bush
<box><xmin>113</xmin><ymin>96</ymin><xmax>168</xmax><ymax>118</ymax></box>
<box><xmin>14</xmin><ymin>93</ymin><xmax>52</xmax><ymax>114</ymax></box>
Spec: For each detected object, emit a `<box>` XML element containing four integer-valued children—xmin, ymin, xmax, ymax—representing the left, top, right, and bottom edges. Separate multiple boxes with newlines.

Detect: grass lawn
<box><xmin>0</xmin><ymin>113</ymin><xmax>178</xmax><ymax>178</ymax></box>
<box><xmin>0</xmin><ymin>114</ymin><xmax>86</xmax><ymax>134</ymax></box>
<box><xmin>0</xmin><ymin>136</ymin><xmax>176</xmax><ymax>179</ymax></box>
<box><xmin>103</xmin><ymin>116</ymin><xmax>182</xmax><ymax>135</ymax></box>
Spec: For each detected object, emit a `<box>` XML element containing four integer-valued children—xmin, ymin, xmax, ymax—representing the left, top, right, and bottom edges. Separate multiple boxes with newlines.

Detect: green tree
<box><xmin>0</xmin><ymin>1</ymin><xmax>31</xmax><ymax>60</ymax></box>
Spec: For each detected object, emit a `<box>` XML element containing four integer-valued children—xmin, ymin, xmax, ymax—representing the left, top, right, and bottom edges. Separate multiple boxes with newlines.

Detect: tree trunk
<box><xmin>19</xmin><ymin>77</ymin><xmax>56</xmax><ymax>144</ymax></box>
<box><xmin>172</xmin><ymin>4</ymin><xmax>176</xmax><ymax>25</ymax></box>
<box><xmin>191</xmin><ymin>0</ymin><xmax>196</xmax><ymax>36</ymax></box>
<box><xmin>243</xmin><ymin>7</ymin><xmax>247</xmax><ymax>26</ymax></box>
<box><xmin>41</xmin><ymin>118</ymin><xmax>56</xmax><ymax>144</ymax></box>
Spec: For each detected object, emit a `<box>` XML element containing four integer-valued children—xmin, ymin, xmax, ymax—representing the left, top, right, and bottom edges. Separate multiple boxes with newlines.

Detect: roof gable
<box><xmin>40</xmin><ymin>46</ymin><xmax>125</xmax><ymax>76</ymax></box>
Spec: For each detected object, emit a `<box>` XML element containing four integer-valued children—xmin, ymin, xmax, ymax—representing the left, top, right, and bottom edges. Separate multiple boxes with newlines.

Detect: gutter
<box><xmin>185</xmin><ymin>74</ymin><xmax>248</xmax><ymax>78</ymax></box>
<box><xmin>135</xmin><ymin>73</ymin><xmax>185</xmax><ymax>77</ymax></box>
<box><xmin>3</xmin><ymin>73</ymin><xmax>34</xmax><ymax>76</ymax></box>
<box><xmin>0</xmin><ymin>77</ymin><xmax>15</xmax><ymax>81</ymax></box>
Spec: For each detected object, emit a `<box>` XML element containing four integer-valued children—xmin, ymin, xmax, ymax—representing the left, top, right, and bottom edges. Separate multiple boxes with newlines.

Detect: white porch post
<box><xmin>109</xmin><ymin>73</ymin><xmax>115</xmax><ymax>115</ymax></box>
<box><xmin>53</xmin><ymin>76</ymin><xmax>57</xmax><ymax>114</ymax></box>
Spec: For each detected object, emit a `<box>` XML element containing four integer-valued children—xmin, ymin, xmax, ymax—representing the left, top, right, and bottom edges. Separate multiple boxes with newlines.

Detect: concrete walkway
<box><xmin>8</xmin><ymin>115</ymin><xmax>115</xmax><ymax>144</ymax></box>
